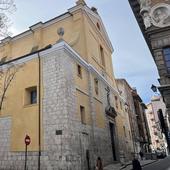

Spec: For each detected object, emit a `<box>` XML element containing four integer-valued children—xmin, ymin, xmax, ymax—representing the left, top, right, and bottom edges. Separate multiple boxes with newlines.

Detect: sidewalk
<box><xmin>104</xmin><ymin>159</ymin><xmax>157</xmax><ymax>170</ymax></box>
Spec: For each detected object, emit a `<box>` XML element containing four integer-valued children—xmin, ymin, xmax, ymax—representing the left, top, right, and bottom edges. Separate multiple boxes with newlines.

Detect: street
<box><xmin>143</xmin><ymin>157</ymin><xmax>170</xmax><ymax>170</ymax></box>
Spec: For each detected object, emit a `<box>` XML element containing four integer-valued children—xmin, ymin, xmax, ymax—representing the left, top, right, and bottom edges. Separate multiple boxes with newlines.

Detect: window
<box><xmin>115</xmin><ymin>96</ymin><xmax>118</xmax><ymax>109</ymax></box>
<box><xmin>77</xmin><ymin>64</ymin><xmax>82</xmax><ymax>78</ymax></box>
<box><xmin>100</xmin><ymin>45</ymin><xmax>105</xmax><ymax>67</ymax></box>
<box><xmin>25</xmin><ymin>86</ymin><xmax>37</xmax><ymax>105</ymax></box>
<box><xmin>97</xmin><ymin>22</ymin><xmax>100</xmax><ymax>30</ymax></box>
<box><xmin>94</xmin><ymin>78</ymin><xmax>99</xmax><ymax>95</ymax></box>
<box><xmin>30</xmin><ymin>89</ymin><xmax>37</xmax><ymax>104</ymax></box>
<box><xmin>80</xmin><ymin>105</ymin><xmax>86</xmax><ymax>124</ymax></box>
<box><xmin>123</xmin><ymin>126</ymin><xmax>126</xmax><ymax>137</ymax></box>
<box><xmin>129</xmin><ymin>131</ymin><xmax>131</xmax><ymax>139</ymax></box>
<box><xmin>163</xmin><ymin>47</ymin><xmax>170</xmax><ymax>73</ymax></box>
<box><xmin>120</xmin><ymin>101</ymin><xmax>123</xmax><ymax>110</ymax></box>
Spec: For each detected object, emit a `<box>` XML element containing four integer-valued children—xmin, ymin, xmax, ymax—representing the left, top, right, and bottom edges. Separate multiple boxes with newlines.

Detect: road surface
<box><xmin>143</xmin><ymin>156</ymin><xmax>170</xmax><ymax>170</ymax></box>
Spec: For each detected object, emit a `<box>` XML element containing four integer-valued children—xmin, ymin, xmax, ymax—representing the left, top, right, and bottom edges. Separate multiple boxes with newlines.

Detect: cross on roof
<box><xmin>76</xmin><ymin>0</ymin><xmax>86</xmax><ymax>6</ymax></box>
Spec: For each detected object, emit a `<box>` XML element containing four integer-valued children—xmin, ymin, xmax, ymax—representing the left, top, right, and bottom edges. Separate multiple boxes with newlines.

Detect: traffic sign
<box><xmin>25</xmin><ymin>135</ymin><xmax>31</xmax><ymax>145</ymax></box>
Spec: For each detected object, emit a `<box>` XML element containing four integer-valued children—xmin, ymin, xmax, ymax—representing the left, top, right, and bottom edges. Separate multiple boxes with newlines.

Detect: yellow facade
<box><xmin>1</xmin><ymin>59</ymin><xmax>39</xmax><ymax>151</ymax></box>
<box><xmin>0</xmin><ymin>2</ymin><xmax>128</xmax><ymax>153</ymax></box>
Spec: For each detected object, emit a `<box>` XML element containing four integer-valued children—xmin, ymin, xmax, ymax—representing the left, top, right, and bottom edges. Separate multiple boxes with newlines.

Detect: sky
<box><xmin>8</xmin><ymin>0</ymin><xmax>160</xmax><ymax>103</ymax></box>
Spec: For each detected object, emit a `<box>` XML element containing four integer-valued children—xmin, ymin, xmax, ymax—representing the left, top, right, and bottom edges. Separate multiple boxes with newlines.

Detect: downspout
<box><xmin>38</xmin><ymin>52</ymin><xmax>41</xmax><ymax>170</ymax></box>
<box><xmin>30</xmin><ymin>28</ymin><xmax>41</xmax><ymax>170</ymax></box>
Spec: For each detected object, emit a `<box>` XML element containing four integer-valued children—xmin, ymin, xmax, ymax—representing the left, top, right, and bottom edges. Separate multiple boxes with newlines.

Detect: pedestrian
<box><xmin>96</xmin><ymin>157</ymin><xmax>103</xmax><ymax>170</ymax></box>
<box><xmin>139</xmin><ymin>151</ymin><xmax>144</xmax><ymax>160</ymax></box>
<box><xmin>132</xmin><ymin>157</ymin><xmax>142</xmax><ymax>170</ymax></box>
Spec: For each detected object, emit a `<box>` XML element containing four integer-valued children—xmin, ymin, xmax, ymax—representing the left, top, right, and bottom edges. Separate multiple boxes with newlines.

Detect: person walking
<box><xmin>139</xmin><ymin>151</ymin><xmax>144</xmax><ymax>160</ymax></box>
<box><xmin>132</xmin><ymin>157</ymin><xmax>142</xmax><ymax>170</ymax></box>
<box><xmin>96</xmin><ymin>157</ymin><xmax>103</xmax><ymax>170</ymax></box>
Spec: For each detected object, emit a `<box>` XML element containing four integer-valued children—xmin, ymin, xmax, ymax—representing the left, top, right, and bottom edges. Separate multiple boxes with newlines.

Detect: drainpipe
<box><xmin>38</xmin><ymin>52</ymin><xmax>41</xmax><ymax>170</ymax></box>
<box><xmin>29</xmin><ymin>28</ymin><xmax>41</xmax><ymax>170</ymax></box>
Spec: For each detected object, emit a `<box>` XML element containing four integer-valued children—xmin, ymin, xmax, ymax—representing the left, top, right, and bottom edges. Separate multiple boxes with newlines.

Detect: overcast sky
<box><xmin>8</xmin><ymin>0</ymin><xmax>159</xmax><ymax>103</ymax></box>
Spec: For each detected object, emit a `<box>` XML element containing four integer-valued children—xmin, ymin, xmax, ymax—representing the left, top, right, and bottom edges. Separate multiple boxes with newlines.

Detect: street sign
<box><xmin>24</xmin><ymin>135</ymin><xmax>31</xmax><ymax>170</ymax></box>
<box><xmin>25</xmin><ymin>135</ymin><xmax>31</xmax><ymax>145</ymax></box>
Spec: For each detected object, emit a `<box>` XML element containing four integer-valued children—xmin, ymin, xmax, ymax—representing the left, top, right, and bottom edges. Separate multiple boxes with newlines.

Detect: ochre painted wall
<box><xmin>76</xmin><ymin>90</ymin><xmax>91</xmax><ymax>125</ymax></box>
<box><xmin>0</xmin><ymin>59</ymin><xmax>39</xmax><ymax>151</ymax></box>
<box><xmin>95</xmin><ymin>99</ymin><xmax>105</xmax><ymax>129</ymax></box>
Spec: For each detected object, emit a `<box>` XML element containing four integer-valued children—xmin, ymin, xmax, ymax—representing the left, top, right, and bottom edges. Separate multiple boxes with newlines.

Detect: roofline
<box><xmin>141</xmin><ymin>102</ymin><xmax>147</xmax><ymax>109</ymax></box>
<box><xmin>0</xmin><ymin>3</ymin><xmax>114</xmax><ymax>54</ymax></box>
<box><xmin>0</xmin><ymin>11</ymin><xmax>71</xmax><ymax>44</ymax></box>
<box><xmin>0</xmin><ymin>44</ymin><xmax>52</xmax><ymax>66</ymax></box>
<box><xmin>84</xmin><ymin>6</ymin><xmax>114</xmax><ymax>52</ymax></box>
<box><xmin>116</xmin><ymin>78</ymin><xmax>133</xmax><ymax>90</ymax></box>
<box><xmin>132</xmin><ymin>89</ymin><xmax>143</xmax><ymax>102</ymax></box>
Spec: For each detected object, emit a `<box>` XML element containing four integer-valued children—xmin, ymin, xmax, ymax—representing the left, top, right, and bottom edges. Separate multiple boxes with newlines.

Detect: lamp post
<box><xmin>151</xmin><ymin>84</ymin><xmax>157</xmax><ymax>93</ymax></box>
<box><xmin>151</xmin><ymin>84</ymin><xmax>160</xmax><ymax>96</ymax></box>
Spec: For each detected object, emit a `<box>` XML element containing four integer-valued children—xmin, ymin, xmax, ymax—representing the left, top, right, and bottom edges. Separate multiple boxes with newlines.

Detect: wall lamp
<box><xmin>151</xmin><ymin>84</ymin><xmax>157</xmax><ymax>93</ymax></box>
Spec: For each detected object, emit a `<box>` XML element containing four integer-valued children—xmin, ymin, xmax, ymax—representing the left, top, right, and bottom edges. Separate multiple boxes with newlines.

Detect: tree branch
<box><xmin>0</xmin><ymin>64</ymin><xmax>22</xmax><ymax>111</ymax></box>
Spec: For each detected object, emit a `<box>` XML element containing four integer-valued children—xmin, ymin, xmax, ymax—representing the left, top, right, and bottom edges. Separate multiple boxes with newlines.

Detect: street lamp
<box><xmin>151</xmin><ymin>84</ymin><xmax>157</xmax><ymax>93</ymax></box>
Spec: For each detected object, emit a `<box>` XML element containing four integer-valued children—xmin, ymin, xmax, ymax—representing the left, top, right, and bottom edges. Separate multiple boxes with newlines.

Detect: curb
<box><xmin>142</xmin><ymin>160</ymin><xmax>158</xmax><ymax>167</ymax></box>
<box><xmin>119</xmin><ymin>160</ymin><xmax>158</xmax><ymax>170</ymax></box>
<box><xmin>120</xmin><ymin>163</ymin><xmax>131</xmax><ymax>170</ymax></box>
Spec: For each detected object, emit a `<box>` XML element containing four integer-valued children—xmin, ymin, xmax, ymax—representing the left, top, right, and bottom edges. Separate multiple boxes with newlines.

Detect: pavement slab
<box><xmin>104</xmin><ymin>159</ymin><xmax>158</xmax><ymax>170</ymax></box>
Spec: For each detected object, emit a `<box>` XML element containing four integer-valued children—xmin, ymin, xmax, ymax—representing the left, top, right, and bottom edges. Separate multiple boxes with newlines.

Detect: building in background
<box><xmin>132</xmin><ymin>89</ymin><xmax>151</xmax><ymax>153</ymax></box>
<box><xmin>117</xmin><ymin>79</ymin><xmax>151</xmax><ymax>157</ymax></box>
<box><xmin>116</xmin><ymin>79</ymin><xmax>134</xmax><ymax>162</ymax></box>
<box><xmin>129</xmin><ymin>0</ymin><xmax>170</xmax><ymax>152</ymax></box>
<box><xmin>146</xmin><ymin>96</ymin><xmax>168</xmax><ymax>154</ymax></box>
<box><xmin>117</xmin><ymin>79</ymin><xmax>140</xmax><ymax>156</ymax></box>
<box><xmin>0</xmin><ymin>0</ymin><xmax>134</xmax><ymax>169</ymax></box>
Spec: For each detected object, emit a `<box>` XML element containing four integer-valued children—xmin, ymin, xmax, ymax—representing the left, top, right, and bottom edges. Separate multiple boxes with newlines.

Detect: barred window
<box><xmin>163</xmin><ymin>47</ymin><xmax>170</xmax><ymax>73</ymax></box>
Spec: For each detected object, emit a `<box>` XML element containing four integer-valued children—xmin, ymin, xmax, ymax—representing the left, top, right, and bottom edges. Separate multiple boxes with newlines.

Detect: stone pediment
<box><xmin>105</xmin><ymin>105</ymin><xmax>117</xmax><ymax>119</ymax></box>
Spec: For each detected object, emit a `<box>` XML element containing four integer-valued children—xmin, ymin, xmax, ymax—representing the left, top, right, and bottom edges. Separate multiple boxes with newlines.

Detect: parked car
<box><xmin>156</xmin><ymin>150</ymin><xmax>167</xmax><ymax>159</ymax></box>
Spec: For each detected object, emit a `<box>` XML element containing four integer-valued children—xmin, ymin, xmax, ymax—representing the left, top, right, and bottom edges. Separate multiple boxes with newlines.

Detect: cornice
<box><xmin>0</xmin><ymin>12</ymin><xmax>71</xmax><ymax>44</ymax></box>
<box><xmin>29</xmin><ymin>22</ymin><xmax>43</xmax><ymax>31</ymax></box>
<box><xmin>0</xmin><ymin>40</ymin><xmax>125</xmax><ymax>103</ymax></box>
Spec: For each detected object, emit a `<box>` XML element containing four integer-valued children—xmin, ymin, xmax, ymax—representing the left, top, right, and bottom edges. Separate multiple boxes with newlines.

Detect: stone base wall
<box><xmin>41</xmin><ymin>48</ymin><xmax>114</xmax><ymax>169</ymax></box>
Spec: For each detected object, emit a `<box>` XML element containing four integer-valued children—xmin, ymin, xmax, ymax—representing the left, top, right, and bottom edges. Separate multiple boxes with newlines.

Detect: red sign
<box><xmin>25</xmin><ymin>135</ymin><xmax>31</xmax><ymax>145</ymax></box>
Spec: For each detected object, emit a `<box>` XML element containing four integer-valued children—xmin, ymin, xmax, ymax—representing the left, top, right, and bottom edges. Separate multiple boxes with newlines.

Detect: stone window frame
<box><xmin>162</xmin><ymin>46</ymin><xmax>170</xmax><ymax>75</ymax></box>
